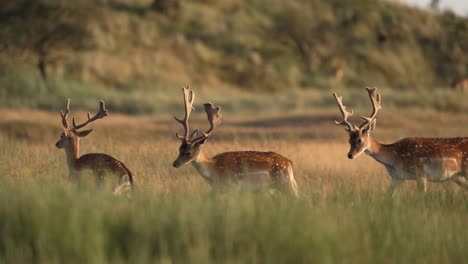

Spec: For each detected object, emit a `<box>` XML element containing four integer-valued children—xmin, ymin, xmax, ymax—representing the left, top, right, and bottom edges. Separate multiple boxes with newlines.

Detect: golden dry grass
<box><xmin>0</xmin><ymin>108</ymin><xmax>467</xmax><ymax>263</ymax></box>
<box><xmin>2</xmin><ymin>108</ymin><xmax>468</xmax><ymax>194</ymax></box>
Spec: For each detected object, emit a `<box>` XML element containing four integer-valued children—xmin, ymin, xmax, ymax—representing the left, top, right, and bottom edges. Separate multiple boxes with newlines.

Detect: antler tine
<box><xmin>332</xmin><ymin>93</ymin><xmax>354</xmax><ymax>131</ymax></box>
<box><xmin>359</xmin><ymin>87</ymin><xmax>382</xmax><ymax>129</ymax></box>
<box><xmin>72</xmin><ymin>100</ymin><xmax>109</xmax><ymax>130</ymax></box>
<box><xmin>174</xmin><ymin>86</ymin><xmax>195</xmax><ymax>140</ymax></box>
<box><xmin>59</xmin><ymin>98</ymin><xmax>71</xmax><ymax>129</ymax></box>
<box><xmin>192</xmin><ymin>103</ymin><xmax>222</xmax><ymax>143</ymax></box>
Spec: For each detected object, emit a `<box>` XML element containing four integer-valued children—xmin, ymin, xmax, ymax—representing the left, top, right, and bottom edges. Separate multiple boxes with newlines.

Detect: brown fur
<box><xmin>210</xmin><ymin>151</ymin><xmax>295</xmax><ymax>192</ymax></box>
<box><xmin>334</xmin><ymin>88</ymin><xmax>468</xmax><ymax>196</ymax></box>
<box><xmin>56</xmin><ymin>99</ymin><xmax>133</xmax><ymax>193</ymax></box>
<box><xmin>75</xmin><ymin>153</ymin><xmax>133</xmax><ymax>185</ymax></box>
<box><xmin>173</xmin><ymin>87</ymin><xmax>298</xmax><ymax>196</ymax></box>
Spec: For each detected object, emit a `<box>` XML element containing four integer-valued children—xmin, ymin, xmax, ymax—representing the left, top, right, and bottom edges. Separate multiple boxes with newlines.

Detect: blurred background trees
<box><xmin>0</xmin><ymin>0</ymin><xmax>466</xmax><ymax>111</ymax></box>
<box><xmin>0</xmin><ymin>0</ymin><xmax>95</xmax><ymax>80</ymax></box>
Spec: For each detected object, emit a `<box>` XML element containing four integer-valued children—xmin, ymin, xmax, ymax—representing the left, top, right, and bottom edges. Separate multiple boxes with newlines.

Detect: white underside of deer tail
<box><xmin>113</xmin><ymin>174</ymin><xmax>133</xmax><ymax>197</ymax></box>
<box><xmin>288</xmin><ymin>165</ymin><xmax>299</xmax><ymax>197</ymax></box>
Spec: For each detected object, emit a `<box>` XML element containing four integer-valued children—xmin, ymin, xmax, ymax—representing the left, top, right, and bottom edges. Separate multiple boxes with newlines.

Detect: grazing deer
<box><xmin>333</xmin><ymin>87</ymin><xmax>468</xmax><ymax>196</ymax></box>
<box><xmin>55</xmin><ymin>99</ymin><xmax>133</xmax><ymax>195</ymax></box>
<box><xmin>172</xmin><ymin>87</ymin><xmax>298</xmax><ymax>197</ymax></box>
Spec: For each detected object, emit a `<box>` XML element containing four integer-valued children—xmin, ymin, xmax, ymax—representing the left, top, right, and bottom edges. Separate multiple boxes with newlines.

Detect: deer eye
<box><xmin>184</xmin><ymin>152</ymin><xmax>192</xmax><ymax>156</ymax></box>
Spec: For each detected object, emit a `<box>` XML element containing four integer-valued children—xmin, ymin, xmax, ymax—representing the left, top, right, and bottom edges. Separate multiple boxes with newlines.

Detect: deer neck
<box><xmin>365</xmin><ymin>136</ymin><xmax>394</xmax><ymax>167</ymax></box>
<box><xmin>64</xmin><ymin>140</ymin><xmax>80</xmax><ymax>173</ymax></box>
<box><xmin>191</xmin><ymin>149</ymin><xmax>215</xmax><ymax>182</ymax></box>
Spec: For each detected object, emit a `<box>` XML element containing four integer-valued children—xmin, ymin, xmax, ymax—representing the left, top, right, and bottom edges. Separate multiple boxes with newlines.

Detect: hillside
<box><xmin>0</xmin><ymin>0</ymin><xmax>467</xmax><ymax>114</ymax></box>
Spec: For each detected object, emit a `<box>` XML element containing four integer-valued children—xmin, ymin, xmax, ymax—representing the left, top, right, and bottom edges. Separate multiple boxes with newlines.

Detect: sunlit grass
<box><xmin>0</xmin><ymin>114</ymin><xmax>467</xmax><ymax>263</ymax></box>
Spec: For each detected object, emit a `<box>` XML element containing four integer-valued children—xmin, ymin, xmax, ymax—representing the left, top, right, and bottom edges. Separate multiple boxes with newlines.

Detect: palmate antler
<box><xmin>359</xmin><ymin>87</ymin><xmax>381</xmax><ymax>130</ymax></box>
<box><xmin>332</xmin><ymin>93</ymin><xmax>355</xmax><ymax>131</ymax></box>
<box><xmin>174</xmin><ymin>87</ymin><xmax>222</xmax><ymax>143</ymax></box>
<box><xmin>72</xmin><ymin>100</ymin><xmax>108</xmax><ymax>130</ymax></box>
<box><xmin>174</xmin><ymin>86</ymin><xmax>195</xmax><ymax>140</ymax></box>
<box><xmin>60</xmin><ymin>99</ymin><xmax>71</xmax><ymax>129</ymax></box>
<box><xmin>59</xmin><ymin>98</ymin><xmax>108</xmax><ymax>131</ymax></box>
<box><xmin>333</xmin><ymin>87</ymin><xmax>382</xmax><ymax>132</ymax></box>
<box><xmin>191</xmin><ymin>103</ymin><xmax>222</xmax><ymax>144</ymax></box>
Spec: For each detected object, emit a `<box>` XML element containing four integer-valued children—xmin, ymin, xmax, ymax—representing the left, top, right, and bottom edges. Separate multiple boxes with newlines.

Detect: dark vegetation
<box><xmin>0</xmin><ymin>0</ymin><xmax>466</xmax><ymax>113</ymax></box>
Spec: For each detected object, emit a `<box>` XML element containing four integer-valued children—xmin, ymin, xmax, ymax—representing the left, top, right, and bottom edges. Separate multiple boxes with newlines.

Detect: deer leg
<box><xmin>416</xmin><ymin>177</ymin><xmax>427</xmax><ymax>193</ymax></box>
<box><xmin>284</xmin><ymin>175</ymin><xmax>299</xmax><ymax>198</ymax></box>
<box><xmin>276</xmin><ymin>181</ymin><xmax>299</xmax><ymax>197</ymax></box>
<box><xmin>70</xmin><ymin>172</ymin><xmax>81</xmax><ymax>187</ymax></box>
<box><xmin>95</xmin><ymin>171</ymin><xmax>105</xmax><ymax>188</ymax></box>
<box><xmin>274</xmin><ymin>175</ymin><xmax>299</xmax><ymax>198</ymax></box>
<box><xmin>387</xmin><ymin>178</ymin><xmax>403</xmax><ymax>197</ymax></box>
<box><xmin>452</xmin><ymin>175</ymin><xmax>468</xmax><ymax>189</ymax></box>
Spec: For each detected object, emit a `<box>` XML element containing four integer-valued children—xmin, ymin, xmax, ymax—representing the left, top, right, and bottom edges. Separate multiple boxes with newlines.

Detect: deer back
<box><xmin>211</xmin><ymin>151</ymin><xmax>292</xmax><ymax>176</ymax></box>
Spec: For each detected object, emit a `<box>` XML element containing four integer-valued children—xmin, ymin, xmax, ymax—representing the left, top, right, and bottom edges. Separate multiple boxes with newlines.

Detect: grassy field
<box><xmin>0</xmin><ymin>104</ymin><xmax>467</xmax><ymax>263</ymax></box>
<box><xmin>1</xmin><ymin>1</ymin><xmax>467</xmax><ymax>262</ymax></box>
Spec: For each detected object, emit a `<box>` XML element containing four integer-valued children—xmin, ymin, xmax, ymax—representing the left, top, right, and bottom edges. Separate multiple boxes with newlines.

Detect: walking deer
<box><xmin>333</xmin><ymin>87</ymin><xmax>468</xmax><ymax>196</ymax></box>
<box><xmin>172</xmin><ymin>86</ymin><xmax>298</xmax><ymax>196</ymax></box>
<box><xmin>55</xmin><ymin>99</ymin><xmax>133</xmax><ymax>195</ymax></box>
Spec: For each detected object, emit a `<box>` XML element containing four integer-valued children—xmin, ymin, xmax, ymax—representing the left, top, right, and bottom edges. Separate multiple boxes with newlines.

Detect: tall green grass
<box><xmin>0</xmin><ymin>178</ymin><xmax>466</xmax><ymax>263</ymax></box>
<box><xmin>0</xmin><ymin>103</ymin><xmax>467</xmax><ymax>263</ymax></box>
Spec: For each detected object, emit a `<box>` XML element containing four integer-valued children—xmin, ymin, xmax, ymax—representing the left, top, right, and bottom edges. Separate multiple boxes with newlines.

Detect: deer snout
<box><xmin>172</xmin><ymin>160</ymin><xmax>179</xmax><ymax>168</ymax></box>
<box><xmin>347</xmin><ymin>152</ymin><xmax>354</xmax><ymax>159</ymax></box>
<box><xmin>55</xmin><ymin>141</ymin><xmax>61</xmax><ymax>149</ymax></box>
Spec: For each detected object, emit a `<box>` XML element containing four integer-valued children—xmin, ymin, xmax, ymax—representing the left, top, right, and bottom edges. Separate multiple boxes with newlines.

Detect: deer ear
<box><xmin>363</xmin><ymin>119</ymin><xmax>377</xmax><ymax>134</ymax></box>
<box><xmin>76</xmin><ymin>129</ymin><xmax>93</xmax><ymax>137</ymax></box>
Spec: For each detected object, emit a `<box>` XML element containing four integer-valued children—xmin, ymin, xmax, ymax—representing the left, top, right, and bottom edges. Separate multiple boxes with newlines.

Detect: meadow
<box><xmin>0</xmin><ymin>97</ymin><xmax>467</xmax><ymax>263</ymax></box>
<box><xmin>1</xmin><ymin>0</ymin><xmax>467</xmax><ymax>262</ymax></box>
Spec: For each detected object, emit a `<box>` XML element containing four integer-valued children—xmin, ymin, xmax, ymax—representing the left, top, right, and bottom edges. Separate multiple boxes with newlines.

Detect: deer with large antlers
<box><xmin>333</xmin><ymin>87</ymin><xmax>468</xmax><ymax>196</ymax></box>
<box><xmin>172</xmin><ymin>87</ymin><xmax>298</xmax><ymax>196</ymax></box>
<box><xmin>55</xmin><ymin>99</ymin><xmax>133</xmax><ymax>194</ymax></box>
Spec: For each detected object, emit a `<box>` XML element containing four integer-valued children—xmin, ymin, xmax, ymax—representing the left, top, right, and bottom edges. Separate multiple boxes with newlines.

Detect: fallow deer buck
<box><xmin>172</xmin><ymin>87</ymin><xmax>298</xmax><ymax>197</ymax></box>
<box><xmin>55</xmin><ymin>99</ymin><xmax>133</xmax><ymax>195</ymax></box>
<box><xmin>333</xmin><ymin>87</ymin><xmax>468</xmax><ymax>196</ymax></box>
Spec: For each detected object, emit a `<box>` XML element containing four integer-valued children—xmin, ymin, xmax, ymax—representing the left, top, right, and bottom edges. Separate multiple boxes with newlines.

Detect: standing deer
<box><xmin>333</xmin><ymin>87</ymin><xmax>468</xmax><ymax>196</ymax></box>
<box><xmin>55</xmin><ymin>99</ymin><xmax>133</xmax><ymax>195</ymax></box>
<box><xmin>172</xmin><ymin>86</ymin><xmax>298</xmax><ymax>196</ymax></box>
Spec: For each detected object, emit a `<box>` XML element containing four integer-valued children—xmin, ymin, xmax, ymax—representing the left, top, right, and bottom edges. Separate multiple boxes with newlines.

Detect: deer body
<box><xmin>172</xmin><ymin>87</ymin><xmax>298</xmax><ymax>196</ymax></box>
<box><xmin>190</xmin><ymin>150</ymin><xmax>296</xmax><ymax>192</ymax></box>
<box><xmin>368</xmin><ymin>137</ymin><xmax>468</xmax><ymax>182</ymax></box>
<box><xmin>56</xmin><ymin>99</ymin><xmax>133</xmax><ymax>194</ymax></box>
<box><xmin>333</xmin><ymin>88</ymin><xmax>468</xmax><ymax>196</ymax></box>
<box><xmin>63</xmin><ymin>148</ymin><xmax>133</xmax><ymax>186</ymax></box>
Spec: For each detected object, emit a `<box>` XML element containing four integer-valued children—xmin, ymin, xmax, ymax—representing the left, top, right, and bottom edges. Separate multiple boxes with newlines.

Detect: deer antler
<box><xmin>359</xmin><ymin>87</ymin><xmax>381</xmax><ymax>129</ymax></box>
<box><xmin>174</xmin><ymin>86</ymin><xmax>195</xmax><ymax>140</ymax></box>
<box><xmin>192</xmin><ymin>103</ymin><xmax>222</xmax><ymax>144</ymax></box>
<box><xmin>60</xmin><ymin>98</ymin><xmax>71</xmax><ymax>129</ymax></box>
<box><xmin>332</xmin><ymin>93</ymin><xmax>355</xmax><ymax>131</ymax></box>
<box><xmin>72</xmin><ymin>100</ymin><xmax>109</xmax><ymax>130</ymax></box>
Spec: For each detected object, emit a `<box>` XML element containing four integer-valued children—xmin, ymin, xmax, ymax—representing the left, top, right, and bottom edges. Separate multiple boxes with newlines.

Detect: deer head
<box><xmin>55</xmin><ymin>99</ymin><xmax>108</xmax><ymax>149</ymax></box>
<box><xmin>333</xmin><ymin>87</ymin><xmax>382</xmax><ymax>159</ymax></box>
<box><xmin>172</xmin><ymin>86</ymin><xmax>222</xmax><ymax>168</ymax></box>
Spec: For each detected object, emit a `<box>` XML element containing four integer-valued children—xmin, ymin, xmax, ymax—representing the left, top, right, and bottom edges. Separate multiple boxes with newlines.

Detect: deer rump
<box><xmin>75</xmin><ymin>153</ymin><xmax>133</xmax><ymax>185</ymax></box>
